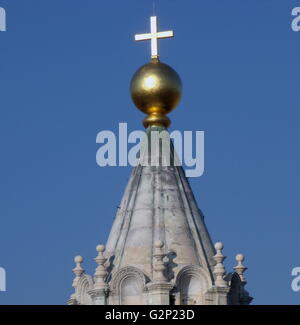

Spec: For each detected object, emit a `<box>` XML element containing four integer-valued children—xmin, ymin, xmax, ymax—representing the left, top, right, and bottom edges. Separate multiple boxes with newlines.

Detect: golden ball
<box><xmin>130</xmin><ymin>60</ymin><xmax>182</xmax><ymax>116</ymax></box>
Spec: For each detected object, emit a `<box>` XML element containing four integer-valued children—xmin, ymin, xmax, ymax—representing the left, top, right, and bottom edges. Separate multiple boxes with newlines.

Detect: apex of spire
<box><xmin>131</xmin><ymin>16</ymin><xmax>182</xmax><ymax>128</ymax></box>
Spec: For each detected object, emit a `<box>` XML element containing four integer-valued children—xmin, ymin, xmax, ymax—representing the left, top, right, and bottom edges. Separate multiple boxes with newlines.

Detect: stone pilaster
<box><xmin>146</xmin><ymin>282</ymin><xmax>173</xmax><ymax>305</ymax></box>
<box><xmin>88</xmin><ymin>288</ymin><xmax>108</xmax><ymax>305</ymax></box>
<box><xmin>205</xmin><ymin>286</ymin><xmax>230</xmax><ymax>305</ymax></box>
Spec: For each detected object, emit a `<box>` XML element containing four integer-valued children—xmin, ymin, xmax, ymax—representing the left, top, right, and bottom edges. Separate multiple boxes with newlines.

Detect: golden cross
<box><xmin>135</xmin><ymin>16</ymin><xmax>174</xmax><ymax>59</ymax></box>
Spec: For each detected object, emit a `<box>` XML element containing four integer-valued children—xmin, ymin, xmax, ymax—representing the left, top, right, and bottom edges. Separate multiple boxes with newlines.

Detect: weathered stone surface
<box><xmin>68</xmin><ymin>128</ymin><xmax>252</xmax><ymax>305</ymax></box>
<box><xmin>105</xmin><ymin>130</ymin><xmax>216</xmax><ymax>281</ymax></box>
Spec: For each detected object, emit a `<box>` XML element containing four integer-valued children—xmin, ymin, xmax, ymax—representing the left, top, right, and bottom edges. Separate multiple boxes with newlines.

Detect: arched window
<box><xmin>120</xmin><ymin>275</ymin><xmax>143</xmax><ymax>305</ymax></box>
<box><xmin>180</xmin><ymin>275</ymin><xmax>202</xmax><ymax>305</ymax></box>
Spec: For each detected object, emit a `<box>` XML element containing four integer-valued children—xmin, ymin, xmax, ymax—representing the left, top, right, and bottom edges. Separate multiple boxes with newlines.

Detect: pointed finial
<box><xmin>153</xmin><ymin>240</ymin><xmax>168</xmax><ymax>282</ymax></box>
<box><xmin>213</xmin><ymin>242</ymin><xmax>228</xmax><ymax>287</ymax></box>
<box><xmin>234</xmin><ymin>253</ymin><xmax>248</xmax><ymax>284</ymax></box>
<box><xmin>93</xmin><ymin>244</ymin><xmax>108</xmax><ymax>290</ymax></box>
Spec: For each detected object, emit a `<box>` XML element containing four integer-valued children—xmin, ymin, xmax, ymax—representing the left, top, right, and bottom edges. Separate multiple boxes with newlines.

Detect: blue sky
<box><xmin>0</xmin><ymin>0</ymin><xmax>300</xmax><ymax>305</ymax></box>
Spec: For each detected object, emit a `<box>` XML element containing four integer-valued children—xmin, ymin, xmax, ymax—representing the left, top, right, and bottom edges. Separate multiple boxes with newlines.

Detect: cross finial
<box><xmin>135</xmin><ymin>16</ymin><xmax>174</xmax><ymax>60</ymax></box>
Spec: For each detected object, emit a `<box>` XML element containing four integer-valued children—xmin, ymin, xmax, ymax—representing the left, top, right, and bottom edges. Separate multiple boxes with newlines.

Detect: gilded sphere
<box><xmin>130</xmin><ymin>60</ymin><xmax>182</xmax><ymax>116</ymax></box>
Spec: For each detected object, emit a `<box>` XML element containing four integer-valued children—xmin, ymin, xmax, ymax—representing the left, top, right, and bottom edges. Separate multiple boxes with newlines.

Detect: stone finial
<box><xmin>94</xmin><ymin>244</ymin><xmax>108</xmax><ymax>290</ymax></box>
<box><xmin>153</xmin><ymin>240</ymin><xmax>167</xmax><ymax>282</ymax></box>
<box><xmin>213</xmin><ymin>242</ymin><xmax>228</xmax><ymax>287</ymax></box>
<box><xmin>69</xmin><ymin>255</ymin><xmax>84</xmax><ymax>304</ymax></box>
<box><xmin>72</xmin><ymin>255</ymin><xmax>84</xmax><ymax>286</ymax></box>
<box><xmin>234</xmin><ymin>253</ymin><xmax>248</xmax><ymax>284</ymax></box>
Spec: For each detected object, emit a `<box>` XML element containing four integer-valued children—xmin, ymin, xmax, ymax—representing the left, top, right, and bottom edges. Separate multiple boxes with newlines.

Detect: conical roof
<box><xmin>105</xmin><ymin>127</ymin><xmax>216</xmax><ymax>282</ymax></box>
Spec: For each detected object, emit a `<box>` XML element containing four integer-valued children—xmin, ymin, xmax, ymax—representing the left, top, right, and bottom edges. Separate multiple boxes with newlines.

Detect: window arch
<box><xmin>120</xmin><ymin>275</ymin><xmax>143</xmax><ymax>305</ymax></box>
<box><xmin>77</xmin><ymin>275</ymin><xmax>94</xmax><ymax>305</ymax></box>
<box><xmin>180</xmin><ymin>274</ymin><xmax>202</xmax><ymax>305</ymax></box>
<box><xmin>175</xmin><ymin>266</ymin><xmax>211</xmax><ymax>305</ymax></box>
<box><xmin>110</xmin><ymin>266</ymin><xmax>148</xmax><ymax>305</ymax></box>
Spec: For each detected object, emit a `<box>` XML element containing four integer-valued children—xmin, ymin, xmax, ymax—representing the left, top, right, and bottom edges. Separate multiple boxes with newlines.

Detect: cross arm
<box><xmin>135</xmin><ymin>33</ymin><xmax>152</xmax><ymax>41</ymax></box>
<box><xmin>157</xmin><ymin>31</ymin><xmax>174</xmax><ymax>39</ymax></box>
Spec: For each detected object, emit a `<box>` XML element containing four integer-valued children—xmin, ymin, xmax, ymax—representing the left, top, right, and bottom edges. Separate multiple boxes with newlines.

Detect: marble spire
<box><xmin>67</xmin><ymin>16</ymin><xmax>253</xmax><ymax>306</ymax></box>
